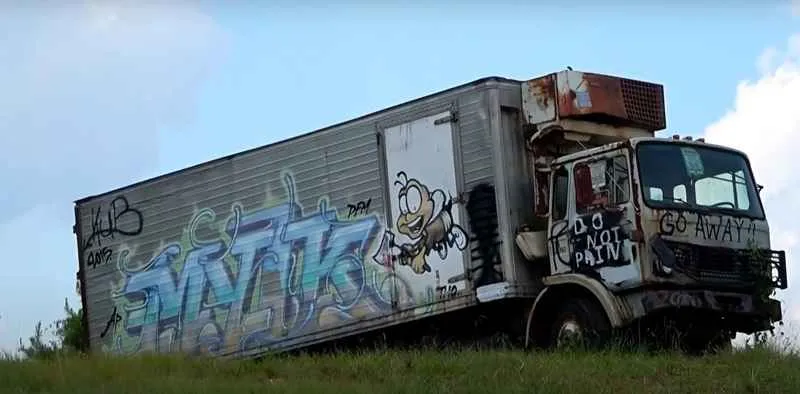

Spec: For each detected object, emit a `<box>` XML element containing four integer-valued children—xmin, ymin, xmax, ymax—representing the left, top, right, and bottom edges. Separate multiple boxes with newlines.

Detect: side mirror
<box><xmin>757</xmin><ymin>184</ymin><xmax>764</xmax><ymax>194</ymax></box>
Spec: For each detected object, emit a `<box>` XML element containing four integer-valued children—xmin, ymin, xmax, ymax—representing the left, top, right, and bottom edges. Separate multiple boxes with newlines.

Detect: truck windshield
<box><xmin>636</xmin><ymin>141</ymin><xmax>765</xmax><ymax>218</ymax></box>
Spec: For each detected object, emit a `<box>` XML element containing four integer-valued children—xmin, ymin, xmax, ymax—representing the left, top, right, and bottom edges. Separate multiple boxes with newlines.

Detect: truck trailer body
<box><xmin>73</xmin><ymin>69</ymin><xmax>787</xmax><ymax>358</ymax></box>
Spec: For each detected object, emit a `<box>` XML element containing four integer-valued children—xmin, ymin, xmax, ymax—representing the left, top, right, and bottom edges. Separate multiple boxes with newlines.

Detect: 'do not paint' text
<box><xmin>571</xmin><ymin>210</ymin><xmax>629</xmax><ymax>269</ymax></box>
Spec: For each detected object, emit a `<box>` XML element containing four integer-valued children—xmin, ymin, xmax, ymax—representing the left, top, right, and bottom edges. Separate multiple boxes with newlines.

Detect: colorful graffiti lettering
<box><xmin>102</xmin><ymin>173</ymin><xmax>411</xmax><ymax>356</ymax></box>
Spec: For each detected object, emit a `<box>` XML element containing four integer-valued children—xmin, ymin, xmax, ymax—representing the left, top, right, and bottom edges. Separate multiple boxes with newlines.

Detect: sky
<box><xmin>1</xmin><ymin>1</ymin><xmax>799</xmax><ymax>352</ymax></box>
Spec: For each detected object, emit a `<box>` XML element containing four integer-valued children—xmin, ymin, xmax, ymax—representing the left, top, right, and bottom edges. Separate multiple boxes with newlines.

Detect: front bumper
<box><xmin>636</xmin><ymin>289</ymin><xmax>782</xmax><ymax>332</ymax></box>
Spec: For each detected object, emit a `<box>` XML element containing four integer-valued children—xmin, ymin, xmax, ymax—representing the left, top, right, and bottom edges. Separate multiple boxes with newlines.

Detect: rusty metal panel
<box><xmin>521</xmin><ymin>70</ymin><xmax>666</xmax><ymax>132</ymax></box>
<box><xmin>521</xmin><ymin>73</ymin><xmax>557</xmax><ymax>125</ymax></box>
<box><xmin>556</xmin><ymin>70</ymin><xmax>666</xmax><ymax>131</ymax></box>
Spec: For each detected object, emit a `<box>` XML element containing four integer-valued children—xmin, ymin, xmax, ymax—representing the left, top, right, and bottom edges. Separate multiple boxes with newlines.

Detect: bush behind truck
<box><xmin>72</xmin><ymin>69</ymin><xmax>788</xmax><ymax>358</ymax></box>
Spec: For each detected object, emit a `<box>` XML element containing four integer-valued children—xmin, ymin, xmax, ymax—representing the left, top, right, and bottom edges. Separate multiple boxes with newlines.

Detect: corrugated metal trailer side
<box><xmin>73</xmin><ymin>76</ymin><xmax>539</xmax><ymax>359</ymax></box>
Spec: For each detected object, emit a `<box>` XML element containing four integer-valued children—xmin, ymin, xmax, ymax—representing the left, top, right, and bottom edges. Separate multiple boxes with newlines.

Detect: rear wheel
<box><xmin>548</xmin><ymin>297</ymin><xmax>611</xmax><ymax>349</ymax></box>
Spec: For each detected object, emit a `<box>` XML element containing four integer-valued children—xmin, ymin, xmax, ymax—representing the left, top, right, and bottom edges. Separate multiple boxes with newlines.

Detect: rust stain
<box><xmin>533</xmin><ymin>169</ymin><xmax>550</xmax><ymax>216</ymax></box>
<box><xmin>558</xmin><ymin>73</ymin><xmax>627</xmax><ymax>119</ymax></box>
<box><xmin>557</xmin><ymin>87</ymin><xmax>576</xmax><ymax>116</ymax></box>
<box><xmin>555</xmin><ymin>72</ymin><xmax>666</xmax><ymax>131</ymax></box>
<box><xmin>526</xmin><ymin>74</ymin><xmax>556</xmax><ymax>112</ymax></box>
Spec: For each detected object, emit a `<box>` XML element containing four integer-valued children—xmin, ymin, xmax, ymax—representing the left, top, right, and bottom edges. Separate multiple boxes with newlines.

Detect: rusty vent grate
<box><xmin>620</xmin><ymin>78</ymin><xmax>666</xmax><ymax>131</ymax></box>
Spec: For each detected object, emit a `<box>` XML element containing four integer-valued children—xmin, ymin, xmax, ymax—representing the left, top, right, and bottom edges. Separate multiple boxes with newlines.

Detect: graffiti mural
<box><xmin>375</xmin><ymin>171</ymin><xmax>468</xmax><ymax>275</ymax></box>
<box><xmin>101</xmin><ymin>173</ymin><xmax>411</xmax><ymax>356</ymax></box>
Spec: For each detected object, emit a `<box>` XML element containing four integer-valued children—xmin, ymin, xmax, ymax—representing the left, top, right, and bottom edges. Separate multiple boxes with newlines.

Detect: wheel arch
<box><xmin>524</xmin><ymin>274</ymin><xmax>626</xmax><ymax>348</ymax></box>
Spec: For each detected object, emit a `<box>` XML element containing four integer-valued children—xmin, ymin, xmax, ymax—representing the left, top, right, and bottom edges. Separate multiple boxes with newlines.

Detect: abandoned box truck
<box><xmin>73</xmin><ymin>69</ymin><xmax>788</xmax><ymax>358</ymax></box>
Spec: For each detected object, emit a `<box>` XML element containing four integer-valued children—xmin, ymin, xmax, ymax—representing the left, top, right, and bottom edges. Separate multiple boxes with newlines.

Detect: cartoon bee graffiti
<box><xmin>375</xmin><ymin>171</ymin><xmax>469</xmax><ymax>274</ymax></box>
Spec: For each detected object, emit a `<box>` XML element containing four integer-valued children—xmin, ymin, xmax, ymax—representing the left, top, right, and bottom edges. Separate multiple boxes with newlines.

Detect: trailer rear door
<box><xmin>379</xmin><ymin>111</ymin><xmax>470</xmax><ymax>309</ymax></box>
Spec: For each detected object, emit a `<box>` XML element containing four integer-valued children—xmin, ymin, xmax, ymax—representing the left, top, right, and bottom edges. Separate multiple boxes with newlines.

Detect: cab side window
<box><xmin>552</xmin><ymin>166</ymin><xmax>569</xmax><ymax>220</ymax></box>
<box><xmin>609</xmin><ymin>155</ymin><xmax>630</xmax><ymax>205</ymax></box>
<box><xmin>574</xmin><ymin>155</ymin><xmax>630</xmax><ymax>213</ymax></box>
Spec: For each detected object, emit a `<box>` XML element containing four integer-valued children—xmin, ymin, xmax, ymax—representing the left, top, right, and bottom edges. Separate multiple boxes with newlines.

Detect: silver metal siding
<box><xmin>455</xmin><ymin>88</ymin><xmax>500</xmax><ymax>286</ymax></box>
<box><xmin>458</xmin><ymin>90</ymin><xmax>495</xmax><ymax>190</ymax></box>
<box><xmin>77</xmin><ymin>121</ymin><xmax>386</xmax><ymax>356</ymax></box>
<box><xmin>75</xmin><ymin>81</ymin><xmax>503</xmax><ymax>358</ymax></box>
<box><xmin>496</xmin><ymin>84</ymin><xmax>539</xmax><ymax>285</ymax></box>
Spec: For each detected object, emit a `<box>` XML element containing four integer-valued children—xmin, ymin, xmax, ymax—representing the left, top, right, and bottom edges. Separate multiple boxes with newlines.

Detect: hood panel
<box><xmin>648</xmin><ymin>209</ymin><xmax>770</xmax><ymax>250</ymax></box>
<box><xmin>640</xmin><ymin>208</ymin><xmax>774</xmax><ymax>289</ymax></box>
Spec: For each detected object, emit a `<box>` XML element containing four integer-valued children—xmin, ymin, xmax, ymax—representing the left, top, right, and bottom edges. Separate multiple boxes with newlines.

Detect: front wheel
<box><xmin>548</xmin><ymin>297</ymin><xmax>612</xmax><ymax>350</ymax></box>
<box><xmin>678</xmin><ymin>328</ymin><xmax>733</xmax><ymax>355</ymax></box>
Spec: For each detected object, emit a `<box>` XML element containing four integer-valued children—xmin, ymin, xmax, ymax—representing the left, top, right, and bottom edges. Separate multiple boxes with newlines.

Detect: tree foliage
<box><xmin>16</xmin><ymin>298</ymin><xmax>88</xmax><ymax>360</ymax></box>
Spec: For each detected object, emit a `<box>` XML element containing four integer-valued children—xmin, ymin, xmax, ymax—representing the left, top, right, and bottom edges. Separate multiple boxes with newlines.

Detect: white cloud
<box><xmin>702</xmin><ymin>33</ymin><xmax>800</xmax><ymax>327</ymax></box>
<box><xmin>0</xmin><ymin>1</ymin><xmax>226</xmax><ymax>223</ymax></box>
<box><xmin>0</xmin><ymin>1</ymin><xmax>225</xmax><ymax>352</ymax></box>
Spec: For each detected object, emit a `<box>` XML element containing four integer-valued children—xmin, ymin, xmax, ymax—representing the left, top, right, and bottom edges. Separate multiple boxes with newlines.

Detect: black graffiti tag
<box><xmin>82</xmin><ymin>196</ymin><xmax>143</xmax><ymax>252</ymax></box>
<box><xmin>346</xmin><ymin>198</ymin><xmax>372</xmax><ymax>218</ymax></box>
<box><xmin>547</xmin><ymin>220</ymin><xmax>572</xmax><ymax>271</ymax></box>
<box><xmin>570</xmin><ymin>210</ymin><xmax>628</xmax><ymax>269</ymax></box>
<box><xmin>436</xmin><ymin>284</ymin><xmax>458</xmax><ymax>299</ymax></box>
<box><xmin>465</xmin><ymin>183</ymin><xmax>503</xmax><ymax>286</ymax></box>
<box><xmin>658</xmin><ymin>211</ymin><xmax>756</xmax><ymax>243</ymax></box>
<box><xmin>100</xmin><ymin>306</ymin><xmax>122</xmax><ymax>338</ymax></box>
<box><xmin>658</xmin><ymin>211</ymin><xmax>687</xmax><ymax>236</ymax></box>
<box><xmin>695</xmin><ymin>214</ymin><xmax>756</xmax><ymax>243</ymax></box>
<box><xmin>86</xmin><ymin>246</ymin><xmax>113</xmax><ymax>269</ymax></box>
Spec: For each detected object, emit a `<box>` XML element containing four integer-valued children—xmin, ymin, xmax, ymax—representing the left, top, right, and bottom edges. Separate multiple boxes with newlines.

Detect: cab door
<box><xmin>571</xmin><ymin>150</ymin><xmax>641</xmax><ymax>289</ymax></box>
<box><xmin>548</xmin><ymin>150</ymin><xmax>642</xmax><ymax>290</ymax></box>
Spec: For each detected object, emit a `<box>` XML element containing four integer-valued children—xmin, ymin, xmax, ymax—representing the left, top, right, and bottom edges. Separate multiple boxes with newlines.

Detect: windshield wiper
<box><xmin>712</xmin><ymin>207</ymin><xmax>741</xmax><ymax>216</ymax></box>
<box><xmin>667</xmin><ymin>197</ymin><xmax>690</xmax><ymax>205</ymax></box>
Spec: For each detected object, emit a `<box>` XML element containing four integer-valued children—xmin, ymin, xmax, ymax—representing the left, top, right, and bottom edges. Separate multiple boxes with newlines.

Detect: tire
<box><xmin>547</xmin><ymin>297</ymin><xmax>611</xmax><ymax>350</ymax></box>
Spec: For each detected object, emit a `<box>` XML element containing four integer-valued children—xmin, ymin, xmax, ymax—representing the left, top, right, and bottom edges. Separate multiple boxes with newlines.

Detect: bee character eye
<box><xmin>399</xmin><ymin>194</ymin><xmax>409</xmax><ymax>214</ymax></box>
<box><xmin>406</xmin><ymin>186</ymin><xmax>421</xmax><ymax>213</ymax></box>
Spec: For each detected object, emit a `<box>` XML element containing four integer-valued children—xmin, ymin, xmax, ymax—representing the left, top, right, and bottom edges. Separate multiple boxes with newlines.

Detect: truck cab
<box><xmin>514</xmin><ymin>70</ymin><xmax>787</xmax><ymax>351</ymax></box>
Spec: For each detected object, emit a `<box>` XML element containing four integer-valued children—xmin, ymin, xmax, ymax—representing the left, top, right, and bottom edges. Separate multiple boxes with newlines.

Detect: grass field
<box><xmin>2</xmin><ymin>344</ymin><xmax>799</xmax><ymax>394</ymax></box>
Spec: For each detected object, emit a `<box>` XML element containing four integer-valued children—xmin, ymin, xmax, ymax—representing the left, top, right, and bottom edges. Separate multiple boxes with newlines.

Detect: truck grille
<box><xmin>664</xmin><ymin>241</ymin><xmax>787</xmax><ymax>289</ymax></box>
